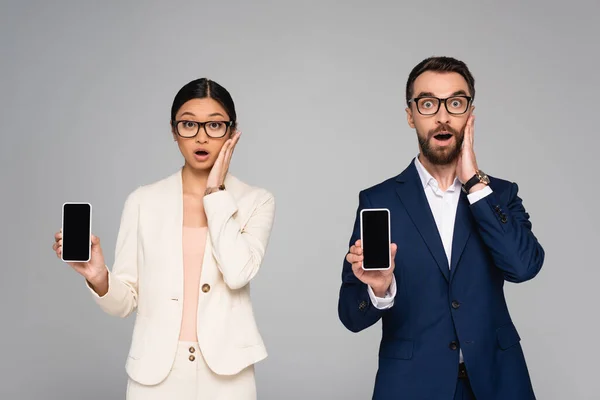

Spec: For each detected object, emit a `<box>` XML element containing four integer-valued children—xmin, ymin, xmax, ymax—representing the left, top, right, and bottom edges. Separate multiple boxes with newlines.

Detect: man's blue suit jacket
<box><xmin>338</xmin><ymin>160</ymin><xmax>544</xmax><ymax>400</ymax></box>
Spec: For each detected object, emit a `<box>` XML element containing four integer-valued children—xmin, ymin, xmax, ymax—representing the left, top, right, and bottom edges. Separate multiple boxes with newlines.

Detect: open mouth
<box><xmin>433</xmin><ymin>133</ymin><xmax>453</xmax><ymax>141</ymax></box>
<box><xmin>195</xmin><ymin>150</ymin><xmax>209</xmax><ymax>156</ymax></box>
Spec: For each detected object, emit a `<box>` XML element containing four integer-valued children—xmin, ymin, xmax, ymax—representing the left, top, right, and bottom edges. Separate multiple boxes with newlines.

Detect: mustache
<box><xmin>429</xmin><ymin>123</ymin><xmax>461</xmax><ymax>137</ymax></box>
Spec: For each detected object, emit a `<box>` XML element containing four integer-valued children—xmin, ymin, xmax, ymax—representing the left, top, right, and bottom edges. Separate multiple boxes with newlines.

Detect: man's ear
<box><xmin>406</xmin><ymin>106</ymin><xmax>415</xmax><ymax>128</ymax></box>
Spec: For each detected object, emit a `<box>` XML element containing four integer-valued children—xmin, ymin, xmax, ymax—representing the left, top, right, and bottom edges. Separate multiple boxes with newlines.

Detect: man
<box><xmin>338</xmin><ymin>56</ymin><xmax>544</xmax><ymax>400</ymax></box>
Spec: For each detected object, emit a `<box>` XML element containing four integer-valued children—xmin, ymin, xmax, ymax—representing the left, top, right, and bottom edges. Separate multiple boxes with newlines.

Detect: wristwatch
<box><xmin>462</xmin><ymin>170</ymin><xmax>490</xmax><ymax>194</ymax></box>
<box><xmin>204</xmin><ymin>184</ymin><xmax>226</xmax><ymax>196</ymax></box>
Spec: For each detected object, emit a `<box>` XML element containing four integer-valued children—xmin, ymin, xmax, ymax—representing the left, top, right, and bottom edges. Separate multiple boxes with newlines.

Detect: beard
<box><xmin>417</xmin><ymin>123</ymin><xmax>465</xmax><ymax>166</ymax></box>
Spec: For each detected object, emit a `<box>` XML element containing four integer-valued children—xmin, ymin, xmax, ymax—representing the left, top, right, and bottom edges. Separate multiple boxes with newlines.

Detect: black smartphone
<box><xmin>360</xmin><ymin>208</ymin><xmax>391</xmax><ymax>270</ymax></box>
<box><xmin>61</xmin><ymin>202</ymin><xmax>92</xmax><ymax>262</ymax></box>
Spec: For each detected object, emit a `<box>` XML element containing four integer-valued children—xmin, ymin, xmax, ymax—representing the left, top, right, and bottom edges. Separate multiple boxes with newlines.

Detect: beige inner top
<box><xmin>178</xmin><ymin>226</ymin><xmax>208</xmax><ymax>342</ymax></box>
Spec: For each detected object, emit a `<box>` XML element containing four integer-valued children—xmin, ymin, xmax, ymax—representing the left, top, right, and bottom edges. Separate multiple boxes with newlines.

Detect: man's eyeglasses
<box><xmin>172</xmin><ymin>120</ymin><xmax>234</xmax><ymax>138</ymax></box>
<box><xmin>408</xmin><ymin>95</ymin><xmax>472</xmax><ymax>116</ymax></box>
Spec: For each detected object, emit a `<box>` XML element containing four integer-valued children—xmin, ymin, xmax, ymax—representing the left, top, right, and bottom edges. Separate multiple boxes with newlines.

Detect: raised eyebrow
<box><xmin>415</xmin><ymin>90</ymin><xmax>469</xmax><ymax>98</ymax></box>
<box><xmin>177</xmin><ymin>112</ymin><xmax>228</xmax><ymax>121</ymax></box>
<box><xmin>415</xmin><ymin>91</ymin><xmax>435</xmax><ymax>98</ymax></box>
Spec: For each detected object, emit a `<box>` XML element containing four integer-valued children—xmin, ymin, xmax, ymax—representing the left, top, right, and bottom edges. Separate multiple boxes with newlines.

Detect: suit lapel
<box><xmin>449</xmin><ymin>191</ymin><xmax>473</xmax><ymax>281</ymax></box>
<box><xmin>167</xmin><ymin>169</ymin><xmax>184</xmax><ymax>300</ymax></box>
<box><xmin>395</xmin><ymin>162</ymin><xmax>450</xmax><ymax>282</ymax></box>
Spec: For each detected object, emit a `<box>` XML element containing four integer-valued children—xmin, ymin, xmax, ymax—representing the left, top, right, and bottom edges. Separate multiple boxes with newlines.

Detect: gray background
<box><xmin>2</xmin><ymin>0</ymin><xmax>598</xmax><ymax>399</ymax></box>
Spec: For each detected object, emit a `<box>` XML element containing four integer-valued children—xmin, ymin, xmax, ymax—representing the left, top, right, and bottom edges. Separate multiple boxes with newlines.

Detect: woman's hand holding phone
<box><xmin>52</xmin><ymin>230</ymin><xmax>109</xmax><ymax>296</ymax></box>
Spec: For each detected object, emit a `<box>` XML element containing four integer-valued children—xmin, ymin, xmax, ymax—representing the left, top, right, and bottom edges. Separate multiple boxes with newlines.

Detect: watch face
<box><xmin>477</xmin><ymin>170</ymin><xmax>490</xmax><ymax>184</ymax></box>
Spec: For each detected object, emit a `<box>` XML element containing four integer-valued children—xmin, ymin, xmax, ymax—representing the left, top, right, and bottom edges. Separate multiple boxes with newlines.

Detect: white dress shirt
<box><xmin>367</xmin><ymin>155</ymin><xmax>493</xmax><ymax>363</ymax></box>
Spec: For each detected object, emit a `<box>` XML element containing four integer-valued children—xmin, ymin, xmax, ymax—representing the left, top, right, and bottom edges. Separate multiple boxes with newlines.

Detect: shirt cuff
<box><xmin>367</xmin><ymin>275</ymin><xmax>397</xmax><ymax>310</ymax></box>
<box><xmin>467</xmin><ymin>185</ymin><xmax>493</xmax><ymax>204</ymax></box>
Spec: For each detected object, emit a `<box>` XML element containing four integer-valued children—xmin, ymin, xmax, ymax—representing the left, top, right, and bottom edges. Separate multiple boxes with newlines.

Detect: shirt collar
<box><xmin>413</xmin><ymin>155</ymin><xmax>461</xmax><ymax>192</ymax></box>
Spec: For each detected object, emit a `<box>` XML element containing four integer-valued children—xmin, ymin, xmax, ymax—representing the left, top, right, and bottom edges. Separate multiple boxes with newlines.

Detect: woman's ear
<box><xmin>170</xmin><ymin>121</ymin><xmax>177</xmax><ymax>141</ymax></box>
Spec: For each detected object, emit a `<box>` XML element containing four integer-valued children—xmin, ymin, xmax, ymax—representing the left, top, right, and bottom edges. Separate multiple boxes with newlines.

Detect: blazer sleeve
<box><xmin>338</xmin><ymin>190</ymin><xmax>390</xmax><ymax>333</ymax></box>
<box><xmin>203</xmin><ymin>188</ymin><xmax>275</xmax><ymax>290</ymax></box>
<box><xmin>469</xmin><ymin>182</ymin><xmax>545</xmax><ymax>283</ymax></box>
<box><xmin>85</xmin><ymin>187</ymin><xmax>140</xmax><ymax>318</ymax></box>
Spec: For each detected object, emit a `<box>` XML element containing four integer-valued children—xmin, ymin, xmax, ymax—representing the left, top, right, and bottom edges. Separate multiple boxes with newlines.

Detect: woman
<box><xmin>52</xmin><ymin>78</ymin><xmax>275</xmax><ymax>399</ymax></box>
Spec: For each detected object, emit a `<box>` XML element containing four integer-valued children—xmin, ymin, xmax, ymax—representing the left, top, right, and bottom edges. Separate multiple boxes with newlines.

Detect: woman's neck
<box><xmin>181</xmin><ymin>163</ymin><xmax>209</xmax><ymax>196</ymax></box>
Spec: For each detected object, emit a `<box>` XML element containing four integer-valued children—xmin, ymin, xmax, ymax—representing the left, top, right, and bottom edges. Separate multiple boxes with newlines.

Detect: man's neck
<box><xmin>417</xmin><ymin>154</ymin><xmax>458</xmax><ymax>191</ymax></box>
<box><xmin>181</xmin><ymin>163</ymin><xmax>209</xmax><ymax>196</ymax></box>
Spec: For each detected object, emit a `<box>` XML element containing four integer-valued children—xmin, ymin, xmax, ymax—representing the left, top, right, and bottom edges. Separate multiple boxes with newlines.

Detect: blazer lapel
<box><xmin>167</xmin><ymin>169</ymin><xmax>184</xmax><ymax>300</ymax></box>
<box><xmin>395</xmin><ymin>162</ymin><xmax>450</xmax><ymax>282</ymax></box>
<box><xmin>449</xmin><ymin>191</ymin><xmax>473</xmax><ymax>281</ymax></box>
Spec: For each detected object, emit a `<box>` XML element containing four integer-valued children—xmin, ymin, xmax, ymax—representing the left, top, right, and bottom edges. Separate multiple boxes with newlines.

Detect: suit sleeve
<box><xmin>469</xmin><ymin>182</ymin><xmax>545</xmax><ymax>283</ymax></box>
<box><xmin>85</xmin><ymin>188</ymin><xmax>141</xmax><ymax>318</ymax></box>
<box><xmin>338</xmin><ymin>190</ymin><xmax>390</xmax><ymax>333</ymax></box>
<box><xmin>203</xmin><ymin>189</ymin><xmax>275</xmax><ymax>290</ymax></box>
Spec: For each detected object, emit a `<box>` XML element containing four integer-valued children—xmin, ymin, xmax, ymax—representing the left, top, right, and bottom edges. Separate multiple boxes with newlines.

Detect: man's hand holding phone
<box><xmin>346</xmin><ymin>239</ymin><xmax>397</xmax><ymax>297</ymax></box>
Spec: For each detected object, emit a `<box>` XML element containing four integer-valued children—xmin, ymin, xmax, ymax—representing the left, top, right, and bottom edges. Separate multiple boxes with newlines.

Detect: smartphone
<box><xmin>360</xmin><ymin>208</ymin><xmax>391</xmax><ymax>270</ymax></box>
<box><xmin>61</xmin><ymin>202</ymin><xmax>92</xmax><ymax>263</ymax></box>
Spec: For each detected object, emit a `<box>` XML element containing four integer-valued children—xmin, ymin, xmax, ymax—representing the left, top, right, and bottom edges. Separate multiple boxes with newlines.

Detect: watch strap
<box><xmin>462</xmin><ymin>171</ymin><xmax>489</xmax><ymax>194</ymax></box>
<box><xmin>204</xmin><ymin>184</ymin><xmax>226</xmax><ymax>196</ymax></box>
<box><xmin>462</xmin><ymin>174</ymin><xmax>481</xmax><ymax>193</ymax></box>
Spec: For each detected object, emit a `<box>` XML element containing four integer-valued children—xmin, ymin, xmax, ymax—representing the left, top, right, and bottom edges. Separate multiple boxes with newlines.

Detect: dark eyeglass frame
<box><xmin>172</xmin><ymin>120</ymin><xmax>234</xmax><ymax>138</ymax></box>
<box><xmin>408</xmin><ymin>95</ymin><xmax>473</xmax><ymax>116</ymax></box>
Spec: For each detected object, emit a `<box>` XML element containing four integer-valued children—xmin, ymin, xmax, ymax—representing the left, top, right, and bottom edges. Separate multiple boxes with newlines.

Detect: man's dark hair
<box><xmin>405</xmin><ymin>56</ymin><xmax>475</xmax><ymax>106</ymax></box>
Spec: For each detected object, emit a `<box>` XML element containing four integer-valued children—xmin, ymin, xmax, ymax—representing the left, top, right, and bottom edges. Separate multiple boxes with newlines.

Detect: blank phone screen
<box><xmin>361</xmin><ymin>209</ymin><xmax>390</xmax><ymax>269</ymax></box>
<box><xmin>62</xmin><ymin>203</ymin><xmax>91</xmax><ymax>262</ymax></box>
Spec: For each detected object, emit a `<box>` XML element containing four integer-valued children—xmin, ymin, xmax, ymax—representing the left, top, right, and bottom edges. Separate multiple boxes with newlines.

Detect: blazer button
<box><xmin>449</xmin><ymin>341</ymin><xmax>458</xmax><ymax>350</ymax></box>
<box><xmin>500</xmin><ymin>215</ymin><xmax>508</xmax><ymax>223</ymax></box>
<box><xmin>451</xmin><ymin>300</ymin><xmax>460</xmax><ymax>309</ymax></box>
<box><xmin>189</xmin><ymin>346</ymin><xmax>195</xmax><ymax>353</ymax></box>
<box><xmin>358</xmin><ymin>300</ymin><xmax>367</xmax><ymax>310</ymax></box>
<box><xmin>189</xmin><ymin>355</ymin><xmax>195</xmax><ymax>362</ymax></box>
<box><xmin>494</xmin><ymin>205</ymin><xmax>501</xmax><ymax>212</ymax></box>
<box><xmin>202</xmin><ymin>283</ymin><xmax>211</xmax><ymax>293</ymax></box>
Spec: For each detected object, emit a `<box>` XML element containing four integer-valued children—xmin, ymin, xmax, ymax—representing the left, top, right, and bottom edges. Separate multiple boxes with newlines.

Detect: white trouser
<box><xmin>126</xmin><ymin>341</ymin><xmax>256</xmax><ymax>400</ymax></box>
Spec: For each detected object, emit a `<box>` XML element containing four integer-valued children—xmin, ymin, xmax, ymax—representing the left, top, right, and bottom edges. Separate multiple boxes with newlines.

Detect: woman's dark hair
<box><xmin>170</xmin><ymin>78</ymin><xmax>237</xmax><ymax>131</ymax></box>
<box><xmin>405</xmin><ymin>56</ymin><xmax>475</xmax><ymax>106</ymax></box>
